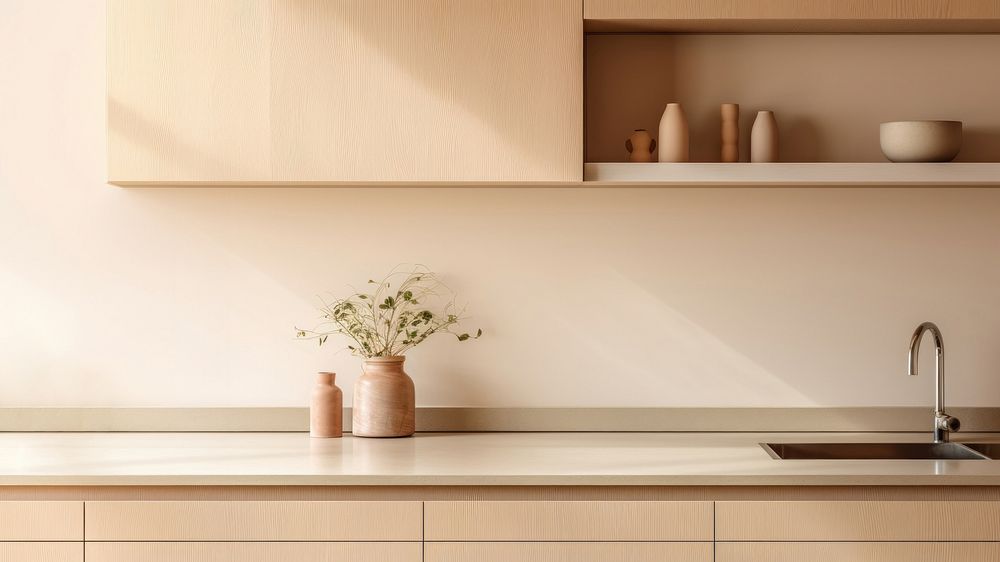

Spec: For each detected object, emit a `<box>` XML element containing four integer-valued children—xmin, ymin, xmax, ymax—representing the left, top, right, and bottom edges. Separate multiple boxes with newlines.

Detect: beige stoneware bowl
<box><xmin>880</xmin><ymin>120</ymin><xmax>962</xmax><ymax>162</ymax></box>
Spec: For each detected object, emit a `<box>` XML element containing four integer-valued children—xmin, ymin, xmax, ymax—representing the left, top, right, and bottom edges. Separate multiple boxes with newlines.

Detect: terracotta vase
<box><xmin>658</xmin><ymin>103</ymin><xmax>689</xmax><ymax>162</ymax></box>
<box><xmin>721</xmin><ymin>103</ymin><xmax>740</xmax><ymax>162</ymax></box>
<box><xmin>625</xmin><ymin>129</ymin><xmax>657</xmax><ymax>162</ymax></box>
<box><xmin>750</xmin><ymin>110</ymin><xmax>779</xmax><ymax>163</ymax></box>
<box><xmin>310</xmin><ymin>372</ymin><xmax>343</xmax><ymax>438</ymax></box>
<box><xmin>352</xmin><ymin>356</ymin><xmax>415</xmax><ymax>438</ymax></box>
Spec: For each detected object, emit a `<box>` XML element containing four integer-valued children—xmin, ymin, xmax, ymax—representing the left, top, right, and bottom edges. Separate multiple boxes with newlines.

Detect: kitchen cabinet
<box><xmin>0</xmin><ymin>543</ymin><xmax>82</xmax><ymax>562</ymax></box>
<box><xmin>716</xmin><ymin>501</ymin><xmax>1000</xmax><ymax>541</ymax></box>
<box><xmin>0</xmin><ymin>501</ymin><xmax>83</xmax><ymax>541</ymax></box>
<box><xmin>86</xmin><ymin>543</ymin><xmax>420</xmax><ymax>562</ymax></box>
<box><xmin>426</xmin><ymin>542</ymin><xmax>712</xmax><ymax>562</ymax></box>
<box><xmin>108</xmin><ymin>0</ymin><xmax>582</xmax><ymax>184</ymax></box>
<box><xmin>425</xmin><ymin>500</ymin><xmax>713</xmax><ymax>540</ymax></box>
<box><xmin>84</xmin><ymin>501</ymin><xmax>422</xmax><ymax>541</ymax></box>
<box><xmin>717</xmin><ymin>542</ymin><xmax>1000</xmax><ymax>562</ymax></box>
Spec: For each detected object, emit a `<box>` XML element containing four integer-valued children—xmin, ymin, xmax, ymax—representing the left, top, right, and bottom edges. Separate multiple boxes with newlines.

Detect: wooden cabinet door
<box><xmin>718</xmin><ymin>542</ymin><xmax>1000</xmax><ymax>562</ymax></box>
<box><xmin>425</xmin><ymin>501</ymin><xmax>714</xmax><ymax>541</ymax></box>
<box><xmin>427</xmin><ymin>542</ymin><xmax>712</xmax><ymax>562</ymax></box>
<box><xmin>0</xmin><ymin>501</ymin><xmax>83</xmax><ymax>541</ymax></box>
<box><xmin>87</xmin><ymin>542</ymin><xmax>421</xmax><ymax>562</ymax></box>
<box><xmin>109</xmin><ymin>0</ymin><xmax>582</xmax><ymax>184</ymax></box>
<box><xmin>0</xmin><ymin>543</ymin><xmax>82</xmax><ymax>562</ymax></box>
<box><xmin>716</xmin><ymin>501</ymin><xmax>1000</xmax><ymax>541</ymax></box>
<box><xmin>85</xmin><ymin>501</ymin><xmax>422</xmax><ymax>541</ymax></box>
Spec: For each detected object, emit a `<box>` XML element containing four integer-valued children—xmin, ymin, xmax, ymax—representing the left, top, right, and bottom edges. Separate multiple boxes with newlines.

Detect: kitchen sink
<box><xmin>762</xmin><ymin>442</ymin><xmax>989</xmax><ymax>460</ymax></box>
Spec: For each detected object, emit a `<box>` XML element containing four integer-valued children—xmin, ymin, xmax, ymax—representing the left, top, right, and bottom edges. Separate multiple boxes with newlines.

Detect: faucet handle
<box><xmin>937</xmin><ymin>414</ymin><xmax>960</xmax><ymax>433</ymax></box>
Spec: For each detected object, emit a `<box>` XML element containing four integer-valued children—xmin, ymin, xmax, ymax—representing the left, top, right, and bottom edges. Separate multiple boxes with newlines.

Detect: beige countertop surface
<box><xmin>4</xmin><ymin>431</ymin><xmax>1000</xmax><ymax>486</ymax></box>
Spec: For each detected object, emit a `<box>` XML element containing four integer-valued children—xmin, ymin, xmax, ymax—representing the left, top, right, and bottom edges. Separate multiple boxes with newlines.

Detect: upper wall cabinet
<box><xmin>108</xmin><ymin>0</ymin><xmax>583</xmax><ymax>185</ymax></box>
<box><xmin>584</xmin><ymin>0</ymin><xmax>1000</xmax><ymax>32</ymax></box>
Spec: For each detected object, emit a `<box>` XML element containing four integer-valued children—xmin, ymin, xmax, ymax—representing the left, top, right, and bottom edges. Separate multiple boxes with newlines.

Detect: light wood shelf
<box><xmin>584</xmin><ymin>163</ymin><xmax>1000</xmax><ymax>186</ymax></box>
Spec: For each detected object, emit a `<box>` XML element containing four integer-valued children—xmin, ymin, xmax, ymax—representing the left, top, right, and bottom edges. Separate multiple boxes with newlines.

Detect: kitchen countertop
<box><xmin>4</xmin><ymin>431</ymin><xmax>1000</xmax><ymax>486</ymax></box>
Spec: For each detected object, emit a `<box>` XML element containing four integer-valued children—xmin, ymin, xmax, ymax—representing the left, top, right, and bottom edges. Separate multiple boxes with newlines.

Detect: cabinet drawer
<box><xmin>717</xmin><ymin>501</ymin><xmax>1000</xmax><ymax>541</ymax></box>
<box><xmin>427</xmin><ymin>542</ymin><xmax>712</xmax><ymax>562</ymax></box>
<box><xmin>425</xmin><ymin>501</ymin><xmax>713</xmax><ymax>541</ymax></box>
<box><xmin>0</xmin><ymin>543</ymin><xmax>82</xmax><ymax>562</ymax></box>
<box><xmin>85</xmin><ymin>501</ymin><xmax>422</xmax><ymax>541</ymax></box>
<box><xmin>718</xmin><ymin>542</ymin><xmax>1000</xmax><ymax>562</ymax></box>
<box><xmin>86</xmin><ymin>542</ymin><xmax>421</xmax><ymax>562</ymax></box>
<box><xmin>0</xmin><ymin>501</ymin><xmax>82</xmax><ymax>541</ymax></box>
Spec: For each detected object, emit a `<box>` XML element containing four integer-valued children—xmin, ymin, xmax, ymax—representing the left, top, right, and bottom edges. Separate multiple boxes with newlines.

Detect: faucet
<box><xmin>908</xmin><ymin>321</ymin><xmax>960</xmax><ymax>443</ymax></box>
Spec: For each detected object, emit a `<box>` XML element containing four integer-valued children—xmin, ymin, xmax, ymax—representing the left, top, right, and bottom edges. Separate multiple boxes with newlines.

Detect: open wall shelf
<box><xmin>585</xmin><ymin>163</ymin><xmax>1000</xmax><ymax>187</ymax></box>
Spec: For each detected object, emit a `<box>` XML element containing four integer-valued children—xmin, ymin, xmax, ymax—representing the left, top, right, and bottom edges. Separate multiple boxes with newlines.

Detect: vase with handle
<box><xmin>310</xmin><ymin>372</ymin><xmax>343</xmax><ymax>438</ymax></box>
<box><xmin>352</xmin><ymin>356</ymin><xmax>415</xmax><ymax>438</ymax></box>
<box><xmin>626</xmin><ymin>129</ymin><xmax>657</xmax><ymax>162</ymax></box>
<box><xmin>721</xmin><ymin>103</ymin><xmax>740</xmax><ymax>162</ymax></box>
<box><xmin>658</xmin><ymin>103</ymin><xmax>689</xmax><ymax>163</ymax></box>
<box><xmin>750</xmin><ymin>110</ymin><xmax>779</xmax><ymax>163</ymax></box>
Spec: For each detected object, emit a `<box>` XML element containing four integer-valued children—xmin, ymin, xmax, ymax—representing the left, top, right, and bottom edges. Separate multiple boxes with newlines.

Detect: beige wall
<box><xmin>2</xmin><ymin>1</ymin><xmax>1000</xmax><ymax>408</ymax></box>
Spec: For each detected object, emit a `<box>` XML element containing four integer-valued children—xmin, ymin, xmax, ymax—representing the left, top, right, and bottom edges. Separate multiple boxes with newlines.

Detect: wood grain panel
<box><xmin>269</xmin><ymin>0</ymin><xmax>581</xmax><ymax>182</ymax></box>
<box><xmin>109</xmin><ymin>0</ymin><xmax>582</xmax><ymax>184</ymax></box>
<box><xmin>108</xmin><ymin>0</ymin><xmax>272</xmax><ymax>183</ymax></box>
<box><xmin>0</xmin><ymin>543</ymin><xmax>81</xmax><ymax>562</ymax></box>
<box><xmin>425</xmin><ymin>501</ymin><xmax>712</xmax><ymax>541</ymax></box>
<box><xmin>717</xmin><ymin>501</ymin><xmax>1000</xmax><ymax>541</ymax></box>
<box><xmin>584</xmin><ymin>0</ymin><xmax>1000</xmax><ymax>32</ymax></box>
<box><xmin>0</xmin><ymin>501</ymin><xmax>82</xmax><ymax>540</ymax></box>
<box><xmin>86</xmin><ymin>542</ymin><xmax>420</xmax><ymax>562</ymax></box>
<box><xmin>85</xmin><ymin>501</ymin><xmax>422</xmax><ymax>541</ymax></box>
<box><xmin>718</xmin><ymin>542</ymin><xmax>1000</xmax><ymax>562</ymax></box>
<box><xmin>427</xmin><ymin>542</ymin><xmax>712</xmax><ymax>562</ymax></box>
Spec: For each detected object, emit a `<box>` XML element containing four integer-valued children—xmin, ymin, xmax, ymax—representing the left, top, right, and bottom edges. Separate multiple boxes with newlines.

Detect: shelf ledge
<box><xmin>584</xmin><ymin>163</ymin><xmax>1000</xmax><ymax>187</ymax></box>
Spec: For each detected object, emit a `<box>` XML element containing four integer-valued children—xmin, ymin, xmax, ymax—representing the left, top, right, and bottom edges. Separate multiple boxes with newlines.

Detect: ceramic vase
<box><xmin>625</xmin><ymin>129</ymin><xmax>657</xmax><ymax>162</ymax></box>
<box><xmin>310</xmin><ymin>372</ymin><xmax>343</xmax><ymax>438</ymax></box>
<box><xmin>658</xmin><ymin>103</ymin><xmax>689</xmax><ymax>162</ymax></box>
<box><xmin>750</xmin><ymin>110</ymin><xmax>779</xmax><ymax>163</ymax></box>
<box><xmin>721</xmin><ymin>103</ymin><xmax>740</xmax><ymax>162</ymax></box>
<box><xmin>352</xmin><ymin>356</ymin><xmax>415</xmax><ymax>438</ymax></box>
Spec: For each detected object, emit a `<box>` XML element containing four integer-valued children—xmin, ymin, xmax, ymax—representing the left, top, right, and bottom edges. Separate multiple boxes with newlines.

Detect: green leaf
<box><xmin>457</xmin><ymin>333</ymin><xmax>470</xmax><ymax>341</ymax></box>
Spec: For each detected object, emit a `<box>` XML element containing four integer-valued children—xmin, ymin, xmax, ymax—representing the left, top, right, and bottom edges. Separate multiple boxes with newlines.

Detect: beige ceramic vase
<box><xmin>310</xmin><ymin>372</ymin><xmax>343</xmax><ymax>438</ymax></box>
<box><xmin>625</xmin><ymin>129</ymin><xmax>657</xmax><ymax>162</ymax></box>
<box><xmin>750</xmin><ymin>110</ymin><xmax>779</xmax><ymax>163</ymax></box>
<box><xmin>721</xmin><ymin>103</ymin><xmax>740</xmax><ymax>162</ymax></box>
<box><xmin>658</xmin><ymin>103</ymin><xmax>689</xmax><ymax>162</ymax></box>
<box><xmin>352</xmin><ymin>356</ymin><xmax>415</xmax><ymax>438</ymax></box>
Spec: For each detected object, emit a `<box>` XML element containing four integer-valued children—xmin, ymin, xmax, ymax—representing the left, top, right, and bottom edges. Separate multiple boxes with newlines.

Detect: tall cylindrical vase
<box><xmin>658</xmin><ymin>103</ymin><xmax>689</xmax><ymax>162</ymax></box>
<box><xmin>352</xmin><ymin>356</ymin><xmax>415</xmax><ymax>438</ymax></box>
<box><xmin>721</xmin><ymin>103</ymin><xmax>739</xmax><ymax>162</ymax></box>
<box><xmin>310</xmin><ymin>372</ymin><xmax>343</xmax><ymax>438</ymax></box>
<box><xmin>751</xmin><ymin>110</ymin><xmax>779</xmax><ymax>163</ymax></box>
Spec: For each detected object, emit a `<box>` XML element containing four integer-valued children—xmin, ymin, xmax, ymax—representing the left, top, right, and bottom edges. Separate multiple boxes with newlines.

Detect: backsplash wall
<box><xmin>2</xmin><ymin>1</ymin><xmax>1000</xmax><ymax>408</ymax></box>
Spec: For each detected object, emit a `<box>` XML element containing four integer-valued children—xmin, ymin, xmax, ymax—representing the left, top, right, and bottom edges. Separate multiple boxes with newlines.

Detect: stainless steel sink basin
<box><xmin>960</xmin><ymin>443</ymin><xmax>1000</xmax><ymax>459</ymax></box>
<box><xmin>762</xmin><ymin>442</ymin><xmax>989</xmax><ymax>460</ymax></box>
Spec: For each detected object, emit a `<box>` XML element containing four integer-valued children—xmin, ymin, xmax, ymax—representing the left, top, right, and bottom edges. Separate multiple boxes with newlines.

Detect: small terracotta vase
<box><xmin>720</xmin><ymin>103</ymin><xmax>740</xmax><ymax>162</ymax></box>
<box><xmin>751</xmin><ymin>110</ymin><xmax>779</xmax><ymax>163</ymax></box>
<box><xmin>352</xmin><ymin>356</ymin><xmax>415</xmax><ymax>438</ymax></box>
<box><xmin>625</xmin><ymin>129</ymin><xmax>657</xmax><ymax>162</ymax></box>
<box><xmin>658</xmin><ymin>103</ymin><xmax>689</xmax><ymax>163</ymax></box>
<box><xmin>310</xmin><ymin>372</ymin><xmax>343</xmax><ymax>438</ymax></box>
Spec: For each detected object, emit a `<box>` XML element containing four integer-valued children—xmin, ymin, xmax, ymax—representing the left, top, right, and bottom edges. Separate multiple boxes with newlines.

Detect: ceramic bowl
<box><xmin>880</xmin><ymin>120</ymin><xmax>962</xmax><ymax>162</ymax></box>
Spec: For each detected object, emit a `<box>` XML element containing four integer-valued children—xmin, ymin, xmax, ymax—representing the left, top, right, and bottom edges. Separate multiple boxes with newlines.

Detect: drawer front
<box><xmin>0</xmin><ymin>501</ymin><xmax>83</xmax><ymax>541</ymax></box>
<box><xmin>0</xmin><ymin>543</ymin><xmax>82</xmax><ymax>562</ymax></box>
<box><xmin>717</xmin><ymin>501</ymin><xmax>1000</xmax><ymax>541</ymax></box>
<box><xmin>86</xmin><ymin>542</ymin><xmax>421</xmax><ymax>562</ymax></box>
<box><xmin>85</xmin><ymin>501</ymin><xmax>422</xmax><ymax>541</ymax></box>
<box><xmin>427</xmin><ymin>542</ymin><xmax>713</xmax><ymax>562</ymax></box>
<box><xmin>718</xmin><ymin>542</ymin><xmax>1000</xmax><ymax>562</ymax></box>
<box><xmin>425</xmin><ymin>501</ymin><xmax>713</xmax><ymax>541</ymax></box>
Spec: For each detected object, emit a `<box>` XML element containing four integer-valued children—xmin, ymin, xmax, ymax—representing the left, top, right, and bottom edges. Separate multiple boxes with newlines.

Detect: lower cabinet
<box><xmin>426</xmin><ymin>542</ymin><xmax>713</xmax><ymax>562</ymax></box>
<box><xmin>85</xmin><ymin>542</ymin><xmax>421</xmax><ymax>562</ymax></box>
<box><xmin>717</xmin><ymin>542</ymin><xmax>1000</xmax><ymax>562</ymax></box>
<box><xmin>0</xmin><ymin>543</ymin><xmax>82</xmax><ymax>562</ymax></box>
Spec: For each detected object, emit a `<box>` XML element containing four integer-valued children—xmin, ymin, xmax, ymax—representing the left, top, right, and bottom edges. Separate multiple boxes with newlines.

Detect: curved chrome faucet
<box><xmin>908</xmin><ymin>322</ymin><xmax>960</xmax><ymax>443</ymax></box>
